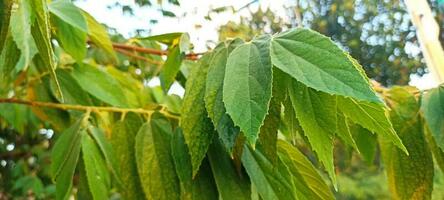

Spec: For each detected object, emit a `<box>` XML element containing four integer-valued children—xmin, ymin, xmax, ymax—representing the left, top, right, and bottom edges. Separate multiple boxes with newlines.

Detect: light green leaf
<box><xmin>181</xmin><ymin>53</ymin><xmax>215</xmax><ymax>176</ymax></box>
<box><xmin>0</xmin><ymin>0</ymin><xmax>13</xmax><ymax>51</ymax></box>
<box><xmin>338</xmin><ymin>96</ymin><xmax>407</xmax><ymax>153</ymax></box>
<box><xmin>51</xmin><ymin>117</ymin><xmax>84</xmax><ymax>200</ymax></box>
<box><xmin>71</xmin><ymin>64</ymin><xmax>128</xmax><ymax>107</ymax></box>
<box><xmin>288</xmin><ymin>80</ymin><xmax>336</xmax><ymax>186</ymax></box>
<box><xmin>349</xmin><ymin>123</ymin><xmax>376</xmax><ymax>164</ymax></box>
<box><xmin>139</xmin><ymin>32</ymin><xmax>183</xmax><ymax>45</ymax></box>
<box><xmin>53</xmin><ymin>15</ymin><xmax>87</xmax><ymax>62</ymax></box>
<box><xmin>278</xmin><ymin>140</ymin><xmax>335</xmax><ymax>200</ymax></box>
<box><xmin>110</xmin><ymin>113</ymin><xmax>145</xmax><ymax>200</ymax></box>
<box><xmin>48</xmin><ymin>1</ymin><xmax>87</xmax><ymax>32</ymax></box>
<box><xmin>81</xmin><ymin>134</ymin><xmax>110</xmax><ymax>200</ymax></box>
<box><xmin>270</xmin><ymin>28</ymin><xmax>380</xmax><ymax>103</ymax></box>
<box><xmin>242</xmin><ymin>146</ymin><xmax>297</xmax><ymax>200</ymax></box>
<box><xmin>160</xmin><ymin>46</ymin><xmax>184</xmax><ymax>92</ymax></box>
<box><xmin>421</xmin><ymin>85</ymin><xmax>444</xmax><ymax>150</ymax></box>
<box><xmin>9</xmin><ymin>0</ymin><xmax>37</xmax><ymax>72</ymax></box>
<box><xmin>135</xmin><ymin>113</ymin><xmax>180</xmax><ymax>200</ymax></box>
<box><xmin>208</xmin><ymin>139</ymin><xmax>251</xmax><ymax>200</ymax></box>
<box><xmin>335</xmin><ymin>112</ymin><xmax>358</xmax><ymax>150</ymax></box>
<box><xmin>82</xmin><ymin>11</ymin><xmax>117</xmax><ymax>59</ymax></box>
<box><xmin>0</xmin><ymin>33</ymin><xmax>20</xmax><ymax>88</ymax></box>
<box><xmin>223</xmin><ymin>42</ymin><xmax>272</xmax><ymax>145</ymax></box>
<box><xmin>50</xmin><ymin>69</ymin><xmax>92</xmax><ymax>105</ymax></box>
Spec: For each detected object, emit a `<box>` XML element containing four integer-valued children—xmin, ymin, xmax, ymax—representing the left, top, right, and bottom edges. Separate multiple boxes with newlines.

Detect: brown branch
<box><xmin>114</xmin><ymin>48</ymin><xmax>163</xmax><ymax>65</ymax></box>
<box><xmin>0</xmin><ymin>98</ymin><xmax>180</xmax><ymax>120</ymax></box>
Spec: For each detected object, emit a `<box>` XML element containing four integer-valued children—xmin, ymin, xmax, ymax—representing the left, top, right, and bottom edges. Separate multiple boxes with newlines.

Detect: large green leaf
<box><xmin>71</xmin><ymin>64</ymin><xmax>128</xmax><ymax>107</ymax></box>
<box><xmin>9</xmin><ymin>0</ymin><xmax>37</xmax><ymax>72</ymax></box>
<box><xmin>135</xmin><ymin>114</ymin><xmax>180</xmax><ymax>200</ymax></box>
<box><xmin>205</xmin><ymin>39</ymin><xmax>242</xmax><ymax>154</ymax></box>
<box><xmin>421</xmin><ymin>85</ymin><xmax>444</xmax><ymax>150</ymax></box>
<box><xmin>208</xmin><ymin>139</ymin><xmax>251</xmax><ymax>200</ymax></box>
<box><xmin>110</xmin><ymin>113</ymin><xmax>145</xmax><ymax>200</ymax></box>
<box><xmin>160</xmin><ymin>46</ymin><xmax>184</xmax><ymax>92</ymax></box>
<box><xmin>48</xmin><ymin>1</ymin><xmax>87</xmax><ymax>32</ymax></box>
<box><xmin>270</xmin><ymin>28</ymin><xmax>380</xmax><ymax>103</ymax></box>
<box><xmin>223</xmin><ymin>42</ymin><xmax>272</xmax><ymax>145</ymax></box>
<box><xmin>171</xmin><ymin>129</ymin><xmax>219</xmax><ymax>200</ymax></box>
<box><xmin>337</xmin><ymin>96</ymin><xmax>407</xmax><ymax>153</ymax></box>
<box><xmin>51</xmin><ymin>117</ymin><xmax>84</xmax><ymax>200</ymax></box>
<box><xmin>82</xmin><ymin>11</ymin><xmax>116</xmax><ymax>59</ymax></box>
<box><xmin>278</xmin><ymin>140</ymin><xmax>335</xmax><ymax>200</ymax></box>
<box><xmin>81</xmin><ymin>133</ymin><xmax>110</xmax><ymax>200</ymax></box>
<box><xmin>50</xmin><ymin>69</ymin><xmax>92</xmax><ymax>105</ymax></box>
<box><xmin>181</xmin><ymin>53</ymin><xmax>215</xmax><ymax>176</ymax></box>
<box><xmin>0</xmin><ymin>0</ymin><xmax>13</xmax><ymax>51</ymax></box>
<box><xmin>53</xmin><ymin>15</ymin><xmax>87</xmax><ymax>62</ymax></box>
<box><xmin>288</xmin><ymin>80</ymin><xmax>336</xmax><ymax>185</ymax></box>
<box><xmin>242</xmin><ymin>146</ymin><xmax>297</xmax><ymax>200</ymax></box>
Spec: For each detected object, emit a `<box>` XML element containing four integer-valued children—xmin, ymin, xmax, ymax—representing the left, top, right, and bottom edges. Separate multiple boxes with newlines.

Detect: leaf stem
<box><xmin>0</xmin><ymin>98</ymin><xmax>180</xmax><ymax>120</ymax></box>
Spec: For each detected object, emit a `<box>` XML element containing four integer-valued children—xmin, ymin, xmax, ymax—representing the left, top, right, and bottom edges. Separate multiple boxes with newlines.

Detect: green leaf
<box><xmin>139</xmin><ymin>32</ymin><xmax>183</xmax><ymax>45</ymax></box>
<box><xmin>71</xmin><ymin>64</ymin><xmax>128</xmax><ymax>107</ymax></box>
<box><xmin>50</xmin><ymin>69</ymin><xmax>92</xmax><ymax>105</ymax></box>
<box><xmin>48</xmin><ymin>1</ymin><xmax>87</xmax><ymax>32</ymax></box>
<box><xmin>242</xmin><ymin>146</ymin><xmax>297</xmax><ymax>200</ymax></box>
<box><xmin>135</xmin><ymin>113</ymin><xmax>180</xmax><ymax>200</ymax></box>
<box><xmin>288</xmin><ymin>80</ymin><xmax>337</xmax><ymax>186</ymax></box>
<box><xmin>205</xmin><ymin>40</ymin><xmax>242</xmax><ymax>154</ymax></box>
<box><xmin>379</xmin><ymin>86</ymin><xmax>433</xmax><ymax>200</ymax></box>
<box><xmin>335</xmin><ymin>112</ymin><xmax>358</xmax><ymax>150</ymax></box>
<box><xmin>181</xmin><ymin>53</ymin><xmax>215</xmax><ymax>176</ymax></box>
<box><xmin>51</xmin><ymin>117</ymin><xmax>84</xmax><ymax>200</ymax></box>
<box><xmin>160</xmin><ymin>46</ymin><xmax>184</xmax><ymax>92</ymax></box>
<box><xmin>421</xmin><ymin>85</ymin><xmax>444</xmax><ymax>150</ymax></box>
<box><xmin>9</xmin><ymin>0</ymin><xmax>38</xmax><ymax>72</ymax></box>
<box><xmin>270</xmin><ymin>28</ymin><xmax>380</xmax><ymax>103</ymax></box>
<box><xmin>53</xmin><ymin>15</ymin><xmax>87</xmax><ymax>62</ymax></box>
<box><xmin>82</xmin><ymin>11</ymin><xmax>117</xmax><ymax>59</ymax></box>
<box><xmin>223</xmin><ymin>42</ymin><xmax>272</xmax><ymax>145</ymax></box>
<box><xmin>425</xmin><ymin>126</ymin><xmax>444</xmax><ymax>173</ymax></box>
<box><xmin>337</xmin><ymin>96</ymin><xmax>407</xmax><ymax>153</ymax></box>
<box><xmin>0</xmin><ymin>0</ymin><xmax>13</xmax><ymax>51</ymax></box>
<box><xmin>0</xmin><ymin>33</ymin><xmax>20</xmax><ymax>89</ymax></box>
<box><xmin>31</xmin><ymin>0</ymin><xmax>63</xmax><ymax>101</ymax></box>
<box><xmin>110</xmin><ymin>113</ymin><xmax>145</xmax><ymax>200</ymax></box>
<box><xmin>81</xmin><ymin>134</ymin><xmax>110</xmax><ymax>200</ymax></box>
<box><xmin>208</xmin><ymin>139</ymin><xmax>251</xmax><ymax>200</ymax></box>
<box><xmin>171</xmin><ymin>129</ymin><xmax>219</xmax><ymax>200</ymax></box>
<box><xmin>349</xmin><ymin>123</ymin><xmax>376</xmax><ymax>164</ymax></box>
<box><xmin>278</xmin><ymin>140</ymin><xmax>335</xmax><ymax>200</ymax></box>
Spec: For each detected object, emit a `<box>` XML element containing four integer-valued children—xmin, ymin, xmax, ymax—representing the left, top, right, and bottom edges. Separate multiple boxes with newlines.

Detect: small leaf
<box><xmin>335</xmin><ymin>112</ymin><xmax>358</xmax><ymax>150</ymax></box>
<box><xmin>48</xmin><ymin>1</ymin><xmax>88</xmax><ymax>32</ymax></box>
<box><xmin>349</xmin><ymin>123</ymin><xmax>376</xmax><ymax>164</ymax></box>
<box><xmin>160</xmin><ymin>46</ymin><xmax>184</xmax><ymax>92</ymax></box>
<box><xmin>0</xmin><ymin>0</ymin><xmax>13</xmax><ymax>51</ymax></box>
<box><xmin>51</xmin><ymin>117</ymin><xmax>84</xmax><ymax>200</ymax></box>
<box><xmin>82</xmin><ymin>11</ymin><xmax>117</xmax><ymax>59</ymax></box>
<box><xmin>139</xmin><ymin>32</ymin><xmax>183</xmax><ymax>46</ymax></box>
<box><xmin>181</xmin><ymin>53</ymin><xmax>215</xmax><ymax>176</ymax></box>
<box><xmin>270</xmin><ymin>28</ymin><xmax>380</xmax><ymax>103</ymax></box>
<box><xmin>278</xmin><ymin>140</ymin><xmax>335</xmax><ymax>200</ymax></box>
<box><xmin>71</xmin><ymin>64</ymin><xmax>128</xmax><ymax>107</ymax></box>
<box><xmin>53</xmin><ymin>15</ymin><xmax>87</xmax><ymax>62</ymax></box>
<box><xmin>223</xmin><ymin>42</ymin><xmax>272</xmax><ymax>145</ymax></box>
<box><xmin>135</xmin><ymin>113</ymin><xmax>180</xmax><ymax>200</ymax></box>
<box><xmin>421</xmin><ymin>85</ymin><xmax>444</xmax><ymax>151</ymax></box>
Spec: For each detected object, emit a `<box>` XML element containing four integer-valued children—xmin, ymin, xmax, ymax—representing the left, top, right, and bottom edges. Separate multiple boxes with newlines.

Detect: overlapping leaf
<box><xmin>421</xmin><ymin>85</ymin><xmax>444</xmax><ymax>151</ymax></box>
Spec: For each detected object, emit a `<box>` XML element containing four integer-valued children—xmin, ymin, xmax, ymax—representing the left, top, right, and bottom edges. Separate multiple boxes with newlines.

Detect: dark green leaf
<box><xmin>350</xmin><ymin>123</ymin><xmax>376</xmax><ymax>164</ymax></box>
<box><xmin>50</xmin><ymin>69</ymin><xmax>92</xmax><ymax>105</ymax></box>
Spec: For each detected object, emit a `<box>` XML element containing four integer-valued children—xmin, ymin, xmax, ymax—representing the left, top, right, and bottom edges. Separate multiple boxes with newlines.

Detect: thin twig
<box><xmin>0</xmin><ymin>98</ymin><xmax>180</xmax><ymax>120</ymax></box>
<box><xmin>114</xmin><ymin>48</ymin><xmax>163</xmax><ymax>65</ymax></box>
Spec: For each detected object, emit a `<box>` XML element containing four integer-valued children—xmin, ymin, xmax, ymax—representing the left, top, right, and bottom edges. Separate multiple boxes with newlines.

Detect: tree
<box><xmin>1</xmin><ymin>1</ymin><xmax>444</xmax><ymax>199</ymax></box>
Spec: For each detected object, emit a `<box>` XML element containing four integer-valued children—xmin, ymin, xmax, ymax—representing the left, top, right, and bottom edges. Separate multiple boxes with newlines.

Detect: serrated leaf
<box><xmin>171</xmin><ymin>128</ymin><xmax>219</xmax><ymax>200</ymax></box>
<box><xmin>205</xmin><ymin>41</ymin><xmax>242</xmax><ymax>154</ymax></box>
<box><xmin>336</xmin><ymin>112</ymin><xmax>358</xmax><ymax>151</ymax></box>
<box><xmin>110</xmin><ymin>113</ymin><xmax>145</xmax><ymax>200</ymax></box>
<box><xmin>82</xmin><ymin>11</ymin><xmax>116</xmax><ymax>59</ymax></box>
<box><xmin>223</xmin><ymin>42</ymin><xmax>272</xmax><ymax>145</ymax></box>
<box><xmin>135</xmin><ymin>113</ymin><xmax>180</xmax><ymax>200</ymax></box>
<box><xmin>242</xmin><ymin>146</ymin><xmax>297</xmax><ymax>200</ymax></box>
<box><xmin>71</xmin><ymin>64</ymin><xmax>128</xmax><ymax>107</ymax></box>
<box><xmin>288</xmin><ymin>80</ymin><xmax>337</xmax><ymax>186</ymax></box>
<box><xmin>50</xmin><ymin>69</ymin><xmax>92</xmax><ymax>105</ymax></box>
<box><xmin>53</xmin><ymin>15</ymin><xmax>87</xmax><ymax>62</ymax></box>
<box><xmin>51</xmin><ymin>117</ymin><xmax>84</xmax><ymax>200</ymax></box>
<box><xmin>278</xmin><ymin>140</ymin><xmax>335</xmax><ymax>200</ymax></box>
<box><xmin>380</xmin><ymin>86</ymin><xmax>433</xmax><ymax>200</ymax></box>
<box><xmin>160</xmin><ymin>46</ymin><xmax>184</xmax><ymax>92</ymax></box>
<box><xmin>270</xmin><ymin>28</ymin><xmax>380</xmax><ymax>103</ymax></box>
<box><xmin>338</xmin><ymin>96</ymin><xmax>407</xmax><ymax>153</ymax></box>
<box><xmin>421</xmin><ymin>85</ymin><xmax>444</xmax><ymax>151</ymax></box>
<box><xmin>81</xmin><ymin>134</ymin><xmax>110</xmax><ymax>200</ymax></box>
<box><xmin>349</xmin><ymin>123</ymin><xmax>376</xmax><ymax>164</ymax></box>
<box><xmin>181</xmin><ymin>53</ymin><xmax>215</xmax><ymax>176</ymax></box>
<box><xmin>48</xmin><ymin>1</ymin><xmax>87</xmax><ymax>32</ymax></box>
<box><xmin>9</xmin><ymin>0</ymin><xmax>38</xmax><ymax>72</ymax></box>
<box><xmin>208</xmin><ymin>139</ymin><xmax>251</xmax><ymax>200</ymax></box>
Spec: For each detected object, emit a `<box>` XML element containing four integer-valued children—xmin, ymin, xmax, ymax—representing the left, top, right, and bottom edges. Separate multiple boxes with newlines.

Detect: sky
<box><xmin>75</xmin><ymin>0</ymin><xmax>438</xmax><ymax>95</ymax></box>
